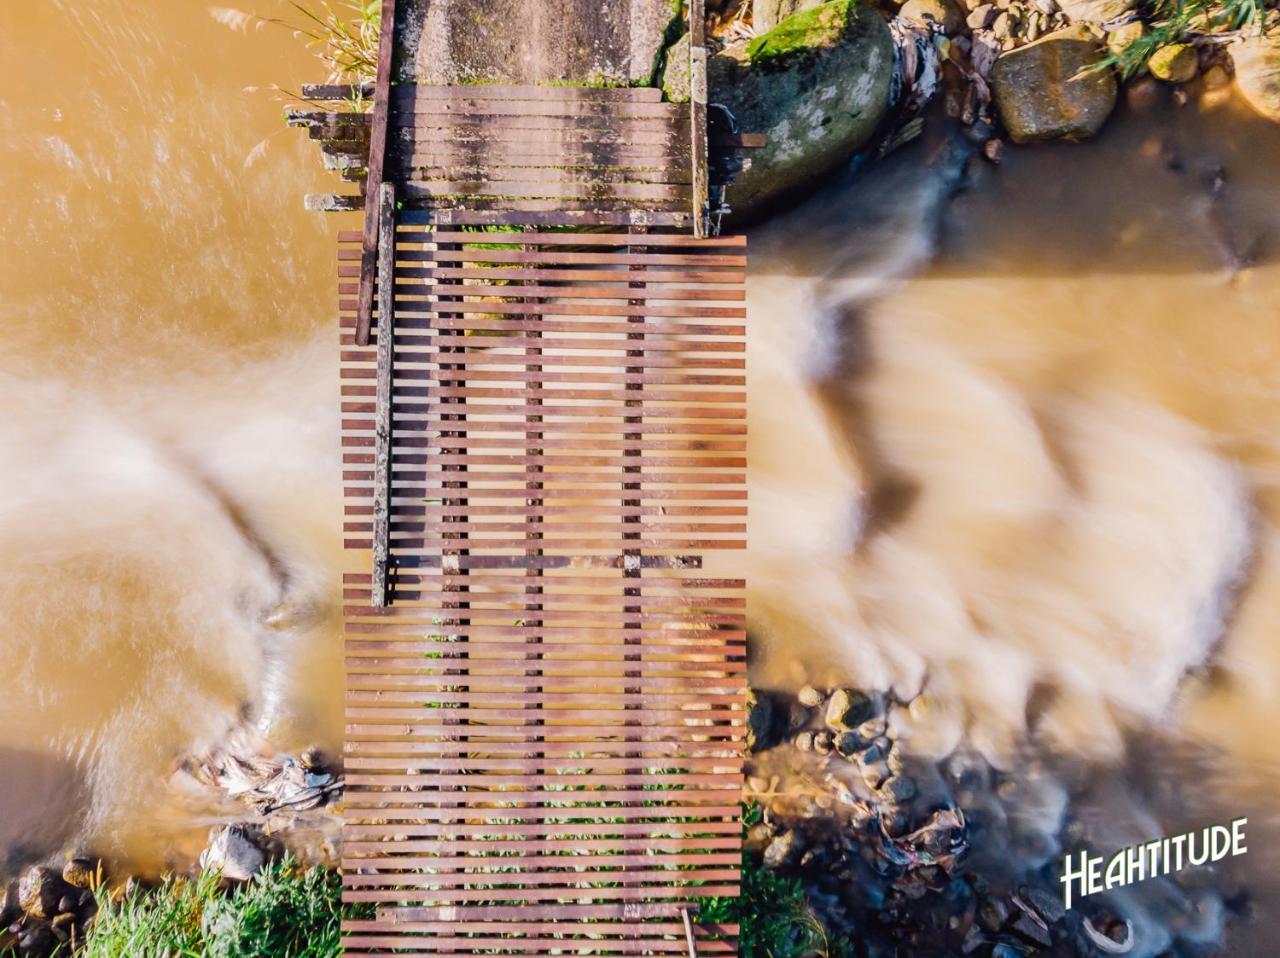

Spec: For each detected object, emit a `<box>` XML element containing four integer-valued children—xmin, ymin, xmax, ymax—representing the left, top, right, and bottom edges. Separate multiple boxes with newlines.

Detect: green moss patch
<box><xmin>746</xmin><ymin>0</ymin><xmax>860</xmax><ymax>66</ymax></box>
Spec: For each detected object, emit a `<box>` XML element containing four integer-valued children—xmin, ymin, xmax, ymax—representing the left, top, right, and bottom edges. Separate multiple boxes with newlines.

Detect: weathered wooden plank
<box><xmin>354</xmin><ymin>0</ymin><xmax>398</xmax><ymax>346</ymax></box>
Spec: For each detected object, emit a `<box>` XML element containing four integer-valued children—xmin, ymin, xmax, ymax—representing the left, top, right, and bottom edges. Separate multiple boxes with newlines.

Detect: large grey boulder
<box><xmin>1233</xmin><ymin>35</ymin><xmax>1280</xmax><ymax>121</ymax></box>
<box><xmin>991</xmin><ymin>26</ymin><xmax>1117</xmax><ymax>142</ymax></box>
<box><xmin>695</xmin><ymin>0</ymin><xmax>894</xmax><ymax>217</ymax></box>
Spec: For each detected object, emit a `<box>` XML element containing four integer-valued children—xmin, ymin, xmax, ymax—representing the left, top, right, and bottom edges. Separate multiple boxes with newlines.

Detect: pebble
<box><xmin>826</xmin><ymin>689</ymin><xmax>874</xmax><ymax>731</ymax></box>
<box><xmin>880</xmin><ymin>775</ymin><xmax>918</xmax><ymax>803</ymax></box>
<box><xmin>61</xmin><ymin>859</ymin><xmax>95</xmax><ymax>891</ymax></box>
<box><xmin>747</xmin><ymin>775</ymin><xmax>769</xmax><ymax>793</ymax></box>
<box><xmin>794</xmin><ymin>730</ymin><xmax>816</xmax><ymax>751</ymax></box>
<box><xmin>985</xmin><ymin>138</ymin><xmax>1006</xmax><ymax>163</ymax></box>
<box><xmin>813</xmin><ymin>730</ymin><xmax>834</xmax><ymax>754</ymax></box>
<box><xmin>797</xmin><ymin>685</ymin><xmax>824</xmax><ymax>707</ymax></box>
<box><xmin>834</xmin><ymin>731</ymin><xmax>862</xmax><ymax>757</ymax></box>
<box><xmin>763</xmin><ymin>830</ymin><xmax>806</xmax><ymax>868</ymax></box>
<box><xmin>967</xmin><ymin>4</ymin><xmax>997</xmax><ymax>28</ymax></box>
<box><xmin>862</xmin><ymin>759</ymin><xmax>891</xmax><ymax>790</ymax></box>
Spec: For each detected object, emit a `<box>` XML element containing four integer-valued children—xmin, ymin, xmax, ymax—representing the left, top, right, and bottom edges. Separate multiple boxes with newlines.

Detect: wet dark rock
<box><xmin>1009</xmin><ymin>908</ymin><xmax>1053</xmax><ymax>947</ymax></box>
<box><xmin>18</xmin><ymin>925</ymin><xmax>55</xmax><ymax>955</ymax></box>
<box><xmin>747</xmin><ymin>690</ymin><xmax>782</xmax><ymax>752</ymax></box>
<box><xmin>0</xmin><ymin>883</ymin><xmax>19</xmax><ymax>930</ymax></box>
<box><xmin>978</xmin><ymin>895</ymin><xmax>1011</xmax><ymax>932</ymax></box>
<box><xmin>1023</xmin><ymin>885</ymin><xmax>1065</xmax><ymax>924</ymax></box>
<box><xmin>880</xmin><ymin>775</ymin><xmax>918</xmax><ymax>803</ymax></box>
<box><xmin>827</xmin><ymin>688</ymin><xmax>875</xmax><ymax>730</ymax></box>
<box><xmin>764</xmin><ymin>829</ymin><xmax>807</xmax><ymax>868</ymax></box>
<box><xmin>991</xmin><ymin>942</ymin><xmax>1031</xmax><ymax>958</ymax></box>
<box><xmin>835</xmin><ymin>731</ymin><xmax>862</xmax><ymax>757</ymax></box>
<box><xmin>17</xmin><ymin>868</ymin><xmax>68</xmax><ymax>922</ymax></box>
<box><xmin>814</xmin><ymin>730</ymin><xmax>834</xmax><ymax>754</ymax></box>
<box><xmin>787</xmin><ymin>700</ymin><xmax>812</xmax><ymax>732</ymax></box>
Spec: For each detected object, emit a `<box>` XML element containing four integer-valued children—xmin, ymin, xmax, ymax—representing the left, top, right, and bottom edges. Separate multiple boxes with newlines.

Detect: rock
<box><xmin>1102</xmin><ymin>19</ymin><xmax>1143</xmax><ymax>56</ymax></box>
<box><xmin>1233</xmin><ymin>35</ymin><xmax>1280</xmax><ymax>121</ymax></box>
<box><xmin>61</xmin><ymin>859</ymin><xmax>95</xmax><ymax>891</ymax></box>
<box><xmin>747</xmin><ymin>775</ymin><xmax>769</xmax><ymax>793</ymax></box>
<box><xmin>17</xmin><ymin>868</ymin><xmax>67</xmax><ymax>922</ymax></box>
<box><xmin>813</xmin><ymin>730</ymin><xmax>834</xmax><ymax>754</ymax></box>
<box><xmin>861</xmin><ymin>758</ymin><xmax>891</xmax><ymax>789</ymax></box>
<box><xmin>860</xmin><ymin>741</ymin><xmax>886</xmax><ymax>765</ymax></box>
<box><xmin>880</xmin><ymin>775</ymin><xmax>918</xmax><ymax>803</ymax></box>
<box><xmin>984</xmin><ymin>137</ymin><xmax>1005</xmax><ymax>163</ymax></box>
<box><xmin>755</xmin><ymin>0</ymin><xmax>827</xmax><ymax>33</ymax></box>
<box><xmin>968</xmin><ymin>3</ymin><xmax>997</xmax><ymax>27</ymax></box>
<box><xmin>835</xmin><ymin>731</ymin><xmax>862</xmax><ymax>757</ymax></box>
<box><xmin>794</xmin><ymin>730</ymin><xmax>816</xmax><ymax>750</ymax></box>
<box><xmin>1023</xmin><ymin>886</ymin><xmax>1066</xmax><ymax>924</ymax></box>
<box><xmin>763</xmin><ymin>829</ymin><xmax>806</xmax><ymax>868</ymax></box>
<box><xmin>858</xmin><ymin>716</ymin><xmax>888</xmax><ymax>740</ymax></box>
<box><xmin>1148</xmin><ymin>42</ymin><xmax>1198</xmax><ymax>82</ymax></box>
<box><xmin>991</xmin><ymin>944</ymin><xmax>1030</xmax><ymax>958</ymax></box>
<box><xmin>746</xmin><ymin>690</ymin><xmax>781</xmax><ymax>752</ymax></box>
<box><xmin>826</xmin><ymin>689</ymin><xmax>874</xmax><ymax>730</ymax></box>
<box><xmin>797</xmin><ymin>685</ymin><xmax>824</xmax><ymax>707</ymax></box>
<box><xmin>1008</xmin><ymin>909</ymin><xmax>1053</xmax><ymax>947</ymax></box>
<box><xmin>17</xmin><ymin>926</ymin><xmax>55</xmax><ymax>955</ymax></box>
<box><xmin>992</xmin><ymin>10</ymin><xmax>1012</xmax><ymax>38</ymax></box>
<box><xmin>977</xmin><ymin>896</ymin><xmax>1011</xmax><ymax>932</ymax></box>
<box><xmin>786</xmin><ymin>700</ymin><xmax>811</xmax><ymax>732</ymax></box>
<box><xmin>1125</xmin><ymin>74</ymin><xmax>1161</xmax><ymax>110</ymax></box>
<box><xmin>900</xmin><ymin>0</ymin><xmax>965</xmax><ymax>33</ymax></box>
<box><xmin>991</xmin><ymin>27</ymin><xmax>1117</xmax><ymax>142</ymax></box>
<box><xmin>1055</xmin><ymin>0</ymin><xmax>1130</xmax><ymax>22</ymax></box>
<box><xmin>199</xmin><ymin>825</ymin><xmax>267</xmax><ymax>882</ymax></box>
<box><xmin>705</xmin><ymin>0</ymin><xmax>895</xmax><ymax>217</ymax></box>
<box><xmin>0</xmin><ymin>883</ymin><xmax>18</xmax><ymax>929</ymax></box>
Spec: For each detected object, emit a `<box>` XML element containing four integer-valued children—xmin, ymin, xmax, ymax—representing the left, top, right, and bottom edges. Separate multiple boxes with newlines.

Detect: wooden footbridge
<box><xmin>291</xmin><ymin>2</ymin><xmax>754</xmax><ymax>953</ymax></box>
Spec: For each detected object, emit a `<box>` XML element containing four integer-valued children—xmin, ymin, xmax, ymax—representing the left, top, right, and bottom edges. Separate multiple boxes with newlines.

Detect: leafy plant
<box><xmin>1102</xmin><ymin>0</ymin><xmax>1265</xmax><ymax>79</ymax></box>
<box><xmin>286</xmin><ymin>1</ymin><xmax>382</xmax><ymax>83</ymax></box>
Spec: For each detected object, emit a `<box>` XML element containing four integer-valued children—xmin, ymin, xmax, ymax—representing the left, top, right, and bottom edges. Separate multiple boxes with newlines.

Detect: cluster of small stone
<box><xmin>0</xmin><ymin>857</ymin><xmax>101</xmax><ymax>956</ymax></box>
<box><xmin>745</xmin><ymin>687</ymin><xmax>1137</xmax><ymax>957</ymax></box>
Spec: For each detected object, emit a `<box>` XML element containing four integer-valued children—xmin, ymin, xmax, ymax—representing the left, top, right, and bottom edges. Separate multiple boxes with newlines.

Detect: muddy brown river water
<box><xmin>3</xmin><ymin>1</ymin><xmax>1280</xmax><ymax>952</ymax></box>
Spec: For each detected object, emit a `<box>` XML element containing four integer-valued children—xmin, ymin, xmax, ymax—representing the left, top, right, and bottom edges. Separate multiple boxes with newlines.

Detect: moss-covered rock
<box><xmin>991</xmin><ymin>26</ymin><xmax>1117</xmax><ymax>143</ymax></box>
<box><xmin>706</xmin><ymin>0</ymin><xmax>894</xmax><ymax>218</ymax></box>
<box><xmin>1148</xmin><ymin>42</ymin><xmax>1199</xmax><ymax>83</ymax></box>
<box><xmin>754</xmin><ymin>0</ymin><xmax>827</xmax><ymax>34</ymax></box>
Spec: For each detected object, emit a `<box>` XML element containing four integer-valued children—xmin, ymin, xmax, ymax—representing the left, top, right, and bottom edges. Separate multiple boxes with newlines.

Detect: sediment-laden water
<box><xmin>3</xmin><ymin>1</ymin><xmax>1280</xmax><ymax>952</ymax></box>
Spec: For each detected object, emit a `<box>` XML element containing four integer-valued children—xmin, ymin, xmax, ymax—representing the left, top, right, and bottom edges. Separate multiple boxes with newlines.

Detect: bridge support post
<box><xmin>370</xmin><ymin>181</ymin><xmax>397</xmax><ymax>607</ymax></box>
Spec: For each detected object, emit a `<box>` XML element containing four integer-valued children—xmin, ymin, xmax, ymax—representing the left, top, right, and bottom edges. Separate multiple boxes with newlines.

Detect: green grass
<box><xmin>1</xmin><ymin>859</ymin><xmax>351</xmax><ymax>958</ymax></box>
<box><xmin>3</xmin><ymin>806</ymin><xmax>847</xmax><ymax>958</ymax></box>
